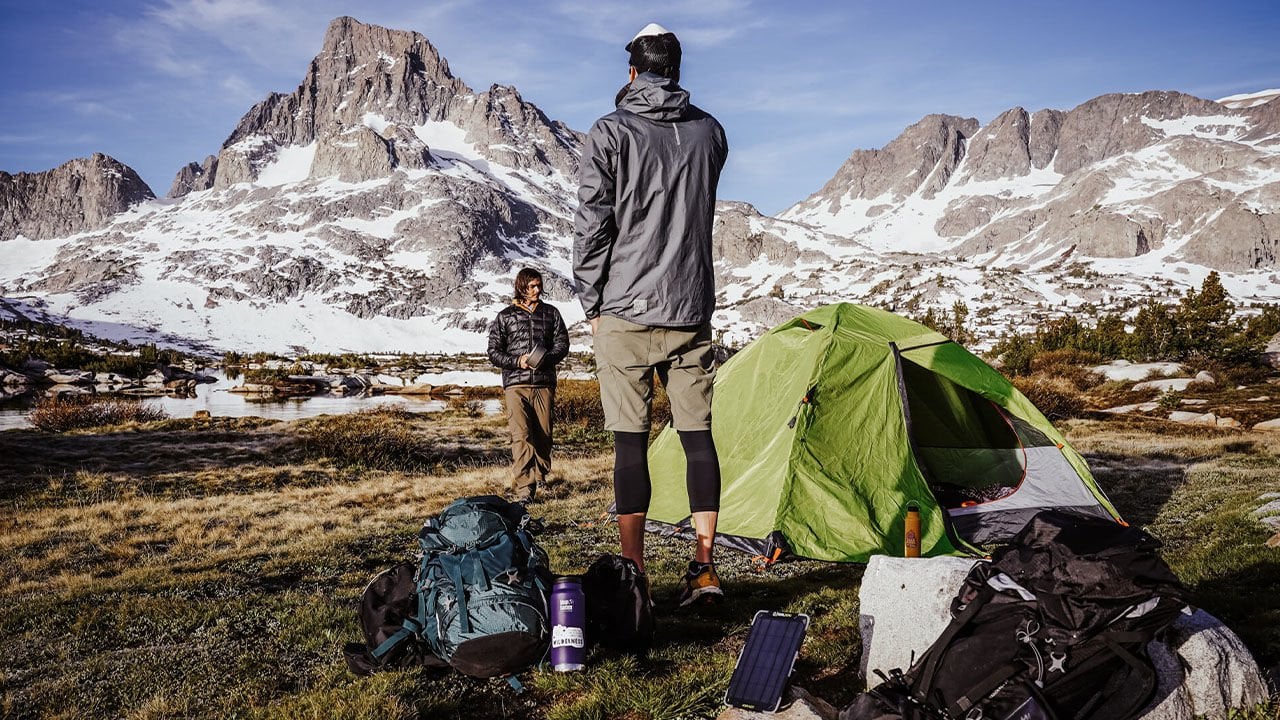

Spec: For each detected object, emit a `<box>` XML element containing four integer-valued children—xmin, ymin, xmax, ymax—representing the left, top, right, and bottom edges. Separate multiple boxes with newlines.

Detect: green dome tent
<box><xmin>646</xmin><ymin>303</ymin><xmax>1121</xmax><ymax>563</ymax></box>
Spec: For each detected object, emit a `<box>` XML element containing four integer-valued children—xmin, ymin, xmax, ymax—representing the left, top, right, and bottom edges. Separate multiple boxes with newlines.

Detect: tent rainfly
<box><xmin>646</xmin><ymin>303</ymin><xmax>1121</xmax><ymax>563</ymax></box>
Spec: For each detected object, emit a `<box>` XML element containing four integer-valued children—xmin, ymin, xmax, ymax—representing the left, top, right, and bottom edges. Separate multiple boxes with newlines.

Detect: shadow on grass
<box><xmin>1083</xmin><ymin>450</ymin><xmax>1191</xmax><ymax>527</ymax></box>
<box><xmin>0</xmin><ymin>411</ymin><xmax>514</xmax><ymax>506</ymax></box>
<box><xmin>1189</xmin><ymin>560</ymin><xmax>1280</xmax><ymax>676</ymax></box>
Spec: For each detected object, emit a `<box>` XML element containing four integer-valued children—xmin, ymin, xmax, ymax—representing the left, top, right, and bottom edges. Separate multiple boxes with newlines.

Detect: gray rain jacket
<box><xmin>573</xmin><ymin>72</ymin><xmax>728</xmax><ymax>327</ymax></box>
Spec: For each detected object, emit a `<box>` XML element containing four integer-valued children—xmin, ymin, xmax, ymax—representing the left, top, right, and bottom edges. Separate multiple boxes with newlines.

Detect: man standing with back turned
<box><xmin>573</xmin><ymin>23</ymin><xmax>729</xmax><ymax>607</ymax></box>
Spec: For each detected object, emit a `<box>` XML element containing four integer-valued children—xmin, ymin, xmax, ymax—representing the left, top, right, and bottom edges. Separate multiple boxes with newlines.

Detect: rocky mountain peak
<box><xmin>1051</xmin><ymin>90</ymin><xmax>1226</xmax><ymax>175</ymax></box>
<box><xmin>785</xmin><ymin>113</ymin><xmax>979</xmax><ymax>220</ymax></box>
<box><xmin>1</xmin><ymin>153</ymin><xmax>154</xmax><ymax>241</ymax></box>
<box><xmin>173</xmin><ymin>16</ymin><xmax>580</xmax><ymax>194</ymax></box>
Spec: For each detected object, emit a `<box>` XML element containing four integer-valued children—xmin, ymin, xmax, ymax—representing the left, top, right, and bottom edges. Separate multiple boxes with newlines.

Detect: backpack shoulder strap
<box><xmin>915</xmin><ymin>583</ymin><xmax>996</xmax><ymax>700</ymax></box>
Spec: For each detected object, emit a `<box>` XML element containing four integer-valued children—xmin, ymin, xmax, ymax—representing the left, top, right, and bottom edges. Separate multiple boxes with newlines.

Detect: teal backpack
<box><xmin>365</xmin><ymin>496</ymin><xmax>552</xmax><ymax>678</ymax></box>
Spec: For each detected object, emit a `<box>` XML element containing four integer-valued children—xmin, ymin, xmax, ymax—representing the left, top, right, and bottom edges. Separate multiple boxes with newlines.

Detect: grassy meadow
<box><xmin>1</xmin><ymin>379</ymin><xmax>1279</xmax><ymax>719</ymax></box>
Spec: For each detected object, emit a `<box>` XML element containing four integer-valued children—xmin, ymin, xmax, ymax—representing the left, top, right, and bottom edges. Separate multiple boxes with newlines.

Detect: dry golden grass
<box><xmin>0</xmin><ymin>451</ymin><xmax>614</xmax><ymax>598</ymax></box>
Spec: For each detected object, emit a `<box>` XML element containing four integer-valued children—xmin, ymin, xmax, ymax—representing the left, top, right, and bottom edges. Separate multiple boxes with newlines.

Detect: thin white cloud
<box><xmin>146</xmin><ymin>0</ymin><xmax>280</xmax><ymax>29</ymax></box>
<box><xmin>551</xmin><ymin>0</ymin><xmax>761</xmax><ymax>47</ymax></box>
<box><xmin>37</xmin><ymin>92</ymin><xmax>135</xmax><ymax>121</ymax></box>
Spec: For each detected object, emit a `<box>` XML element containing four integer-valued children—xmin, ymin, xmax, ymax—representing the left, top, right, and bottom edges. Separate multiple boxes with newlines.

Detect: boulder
<box><xmin>857</xmin><ymin>555</ymin><xmax>978</xmax><ymax>681</ymax></box>
<box><xmin>1135</xmin><ymin>378</ymin><xmax>1195</xmax><ymax>393</ymax></box>
<box><xmin>155</xmin><ymin>364</ymin><xmax>216</xmax><ymax>384</ymax></box>
<box><xmin>856</xmin><ymin>556</ymin><xmax>1268</xmax><ymax>718</ymax></box>
<box><xmin>46</xmin><ymin>370</ymin><xmax>92</xmax><ymax>385</ymax></box>
<box><xmin>228</xmin><ymin>383</ymin><xmax>275</xmax><ymax>394</ymax></box>
<box><xmin>0</xmin><ymin>369</ymin><xmax>31</xmax><ymax>386</ymax></box>
<box><xmin>1091</xmin><ymin>361</ymin><xmax>1184</xmax><ymax>382</ymax></box>
<box><xmin>1167</xmin><ymin>411</ymin><xmax>1218</xmax><ymax>425</ymax></box>
<box><xmin>1216</xmin><ymin>417</ymin><xmax>1242</xmax><ymax>428</ymax></box>
<box><xmin>1102</xmin><ymin>401</ymin><xmax>1160</xmax><ymax>414</ymax></box>
<box><xmin>1263</xmin><ymin>332</ymin><xmax>1280</xmax><ymax>369</ymax></box>
<box><xmin>1253</xmin><ymin>494</ymin><xmax>1280</xmax><ymax>532</ymax></box>
<box><xmin>1142</xmin><ymin>610</ymin><xmax>1271</xmax><ymax>719</ymax></box>
<box><xmin>1252</xmin><ymin>418</ymin><xmax>1280</xmax><ymax>431</ymax></box>
<box><xmin>1193</xmin><ymin>370</ymin><xmax>1216</xmax><ymax>385</ymax></box>
<box><xmin>717</xmin><ymin>686</ymin><xmax>837</xmax><ymax>720</ymax></box>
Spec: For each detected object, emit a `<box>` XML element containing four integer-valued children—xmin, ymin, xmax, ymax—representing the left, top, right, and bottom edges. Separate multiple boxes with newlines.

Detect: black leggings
<box><xmin>613</xmin><ymin>430</ymin><xmax>721</xmax><ymax>515</ymax></box>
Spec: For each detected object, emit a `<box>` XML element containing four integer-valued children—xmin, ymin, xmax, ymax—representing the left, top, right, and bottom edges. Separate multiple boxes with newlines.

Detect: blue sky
<box><xmin>2</xmin><ymin>0</ymin><xmax>1279</xmax><ymax>215</ymax></box>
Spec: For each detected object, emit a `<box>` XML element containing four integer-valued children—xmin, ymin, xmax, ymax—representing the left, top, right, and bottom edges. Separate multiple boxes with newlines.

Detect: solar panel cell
<box><xmin>724</xmin><ymin>611</ymin><xmax>810</xmax><ymax>711</ymax></box>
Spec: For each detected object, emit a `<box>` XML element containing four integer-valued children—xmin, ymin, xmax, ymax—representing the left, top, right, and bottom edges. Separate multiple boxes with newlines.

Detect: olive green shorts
<box><xmin>593</xmin><ymin>315</ymin><xmax>715</xmax><ymax>433</ymax></box>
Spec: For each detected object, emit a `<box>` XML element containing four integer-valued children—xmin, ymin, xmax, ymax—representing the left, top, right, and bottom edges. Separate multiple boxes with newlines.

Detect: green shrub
<box><xmin>28</xmin><ymin>396</ymin><xmax>169</xmax><ymax>432</ymax></box>
<box><xmin>1156</xmin><ymin>389</ymin><xmax>1183</xmax><ymax>410</ymax></box>
<box><xmin>555</xmin><ymin>379</ymin><xmax>605</xmax><ymax>426</ymax></box>
<box><xmin>297</xmin><ymin>408</ymin><xmax>429</xmax><ymax>470</ymax></box>
<box><xmin>447</xmin><ymin>396</ymin><xmax>485</xmax><ymax>418</ymax></box>
<box><xmin>554</xmin><ymin>379</ymin><xmax>670</xmax><ymax>433</ymax></box>
<box><xmin>1011</xmin><ymin>375</ymin><xmax>1086</xmax><ymax>419</ymax></box>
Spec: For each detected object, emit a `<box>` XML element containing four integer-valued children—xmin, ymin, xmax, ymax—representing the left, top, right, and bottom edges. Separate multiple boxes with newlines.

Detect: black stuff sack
<box><xmin>581</xmin><ymin>553</ymin><xmax>654</xmax><ymax>653</ymax></box>
<box><xmin>343</xmin><ymin>563</ymin><xmax>445</xmax><ymax>676</ymax></box>
<box><xmin>842</xmin><ymin>509</ymin><xmax>1188</xmax><ymax>720</ymax></box>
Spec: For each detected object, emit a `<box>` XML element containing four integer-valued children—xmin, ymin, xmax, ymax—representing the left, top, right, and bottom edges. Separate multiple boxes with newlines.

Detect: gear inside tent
<box><xmin>645</xmin><ymin>303</ymin><xmax>1121</xmax><ymax>563</ymax></box>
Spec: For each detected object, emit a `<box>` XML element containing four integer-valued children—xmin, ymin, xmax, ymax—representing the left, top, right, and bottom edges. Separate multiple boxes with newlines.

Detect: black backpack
<box><xmin>843</xmin><ymin>510</ymin><xmax>1188</xmax><ymax>720</ymax></box>
<box><xmin>344</xmin><ymin>496</ymin><xmax>552</xmax><ymax>679</ymax></box>
<box><xmin>581</xmin><ymin>553</ymin><xmax>655</xmax><ymax>653</ymax></box>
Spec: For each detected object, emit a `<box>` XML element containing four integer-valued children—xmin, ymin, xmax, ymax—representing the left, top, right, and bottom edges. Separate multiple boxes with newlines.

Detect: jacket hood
<box><xmin>616</xmin><ymin>72</ymin><xmax>689</xmax><ymax>121</ymax></box>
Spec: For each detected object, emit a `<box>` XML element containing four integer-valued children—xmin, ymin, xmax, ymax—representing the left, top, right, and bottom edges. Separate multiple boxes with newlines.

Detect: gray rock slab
<box><xmin>1168</xmin><ymin>411</ymin><xmax>1218</xmax><ymax>425</ymax></box>
<box><xmin>717</xmin><ymin>686</ymin><xmax>836</xmax><ymax>720</ymax></box>
<box><xmin>857</xmin><ymin>555</ymin><xmax>978</xmax><ymax>680</ymax></box>
<box><xmin>1143</xmin><ymin>609</ymin><xmax>1270</xmax><ymax>719</ymax></box>
<box><xmin>1253</xmin><ymin>418</ymin><xmax>1280</xmax><ymax>431</ymax></box>
<box><xmin>1137</xmin><ymin>378</ymin><xmax>1196</xmax><ymax>392</ymax></box>
<box><xmin>1252</xmin><ymin>499</ymin><xmax>1280</xmax><ymax>517</ymax></box>
<box><xmin>1102</xmin><ymin>402</ymin><xmax>1160</xmax><ymax>414</ymax></box>
<box><xmin>1092</xmin><ymin>361</ymin><xmax>1185</xmax><ymax>382</ymax></box>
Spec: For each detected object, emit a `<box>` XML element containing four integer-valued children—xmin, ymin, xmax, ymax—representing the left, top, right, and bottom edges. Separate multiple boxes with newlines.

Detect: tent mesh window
<box><xmin>900</xmin><ymin>358</ymin><xmax>1053</xmax><ymax>508</ymax></box>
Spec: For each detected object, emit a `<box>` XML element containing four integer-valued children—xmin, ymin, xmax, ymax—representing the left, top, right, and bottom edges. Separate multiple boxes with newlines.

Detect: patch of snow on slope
<box><xmin>256</xmin><ymin>143</ymin><xmax>317</xmax><ymax>186</ymax></box>
<box><xmin>1217</xmin><ymin>89</ymin><xmax>1280</xmax><ymax>109</ymax></box>
<box><xmin>1141</xmin><ymin>114</ymin><xmax>1249</xmax><ymax>141</ymax></box>
<box><xmin>361</xmin><ymin>112</ymin><xmax>391</xmax><ymax>134</ymax></box>
<box><xmin>1100</xmin><ymin>145</ymin><xmax>1200</xmax><ymax>204</ymax></box>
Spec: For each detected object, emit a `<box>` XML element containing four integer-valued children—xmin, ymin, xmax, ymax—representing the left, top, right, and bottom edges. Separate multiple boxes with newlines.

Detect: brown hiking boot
<box><xmin>678</xmin><ymin>561</ymin><xmax>723</xmax><ymax>607</ymax></box>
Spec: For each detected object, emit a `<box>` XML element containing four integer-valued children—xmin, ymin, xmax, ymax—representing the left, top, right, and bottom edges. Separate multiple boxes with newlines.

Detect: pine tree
<box><xmin>1131</xmin><ymin>299</ymin><xmax>1177</xmax><ymax>361</ymax></box>
<box><xmin>1174</xmin><ymin>271</ymin><xmax>1236</xmax><ymax>361</ymax></box>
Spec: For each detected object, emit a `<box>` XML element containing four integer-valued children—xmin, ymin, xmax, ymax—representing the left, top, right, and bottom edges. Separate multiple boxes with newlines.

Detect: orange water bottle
<box><xmin>904</xmin><ymin>502</ymin><xmax>921</xmax><ymax>557</ymax></box>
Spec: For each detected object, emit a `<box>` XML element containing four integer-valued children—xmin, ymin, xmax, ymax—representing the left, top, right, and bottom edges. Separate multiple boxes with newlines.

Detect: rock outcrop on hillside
<box><xmin>167</xmin><ymin>156</ymin><xmax>217</xmax><ymax>197</ymax></box>
<box><xmin>0</xmin><ymin>154</ymin><xmax>154</xmax><ymax>241</ymax></box>
<box><xmin>798</xmin><ymin>114</ymin><xmax>980</xmax><ymax>212</ymax></box>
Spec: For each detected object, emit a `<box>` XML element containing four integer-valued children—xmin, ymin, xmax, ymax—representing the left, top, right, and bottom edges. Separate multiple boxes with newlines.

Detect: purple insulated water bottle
<box><xmin>551</xmin><ymin>576</ymin><xmax>586</xmax><ymax>671</ymax></box>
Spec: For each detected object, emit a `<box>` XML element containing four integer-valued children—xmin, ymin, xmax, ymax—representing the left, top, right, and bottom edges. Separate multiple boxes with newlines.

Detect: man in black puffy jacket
<box><xmin>487</xmin><ymin>268</ymin><xmax>569</xmax><ymax>503</ymax></box>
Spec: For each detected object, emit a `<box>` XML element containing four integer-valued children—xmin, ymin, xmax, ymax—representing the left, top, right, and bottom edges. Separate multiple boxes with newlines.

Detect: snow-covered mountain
<box><xmin>1</xmin><ymin>17</ymin><xmax>1278</xmax><ymax>355</ymax></box>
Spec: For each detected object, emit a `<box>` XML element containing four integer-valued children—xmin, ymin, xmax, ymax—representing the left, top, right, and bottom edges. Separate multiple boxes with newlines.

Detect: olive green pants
<box><xmin>505</xmin><ymin>385</ymin><xmax>553</xmax><ymax>500</ymax></box>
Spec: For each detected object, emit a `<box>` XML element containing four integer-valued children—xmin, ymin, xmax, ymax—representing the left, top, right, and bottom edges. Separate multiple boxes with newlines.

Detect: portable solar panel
<box><xmin>724</xmin><ymin>610</ymin><xmax>810</xmax><ymax>712</ymax></box>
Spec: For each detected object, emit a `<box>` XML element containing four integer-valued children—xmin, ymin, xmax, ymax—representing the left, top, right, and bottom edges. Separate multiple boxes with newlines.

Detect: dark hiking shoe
<box><xmin>678</xmin><ymin>561</ymin><xmax>723</xmax><ymax>607</ymax></box>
